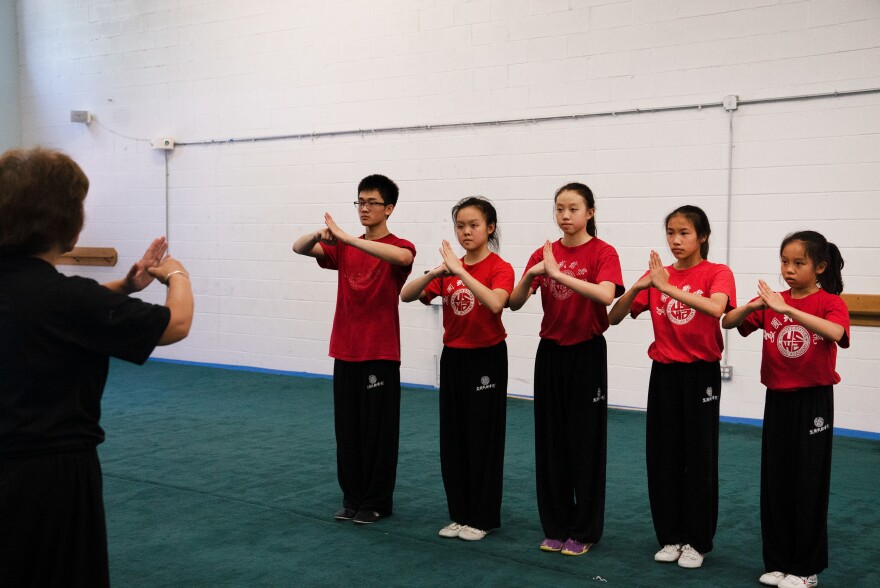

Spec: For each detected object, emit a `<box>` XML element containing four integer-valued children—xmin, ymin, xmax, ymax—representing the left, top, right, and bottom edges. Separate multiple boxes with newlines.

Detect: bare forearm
<box><xmin>292</xmin><ymin>231</ymin><xmax>323</xmax><ymax>257</ymax></box>
<box><xmin>350</xmin><ymin>238</ymin><xmax>413</xmax><ymax>266</ymax></box>
<box><xmin>508</xmin><ymin>274</ymin><xmax>536</xmax><ymax>311</ymax></box>
<box><xmin>658</xmin><ymin>286</ymin><xmax>728</xmax><ymax>319</ymax></box>
<box><xmin>608</xmin><ymin>286</ymin><xmax>643</xmax><ymax>325</ymax></box>
<box><xmin>453</xmin><ymin>270</ymin><xmax>508</xmax><ymax>314</ymax></box>
<box><xmin>550</xmin><ymin>272</ymin><xmax>616</xmax><ymax>306</ymax></box>
<box><xmin>401</xmin><ymin>270</ymin><xmax>437</xmax><ymax>302</ymax></box>
<box><xmin>158</xmin><ymin>275</ymin><xmax>194</xmax><ymax>345</ymax></box>
<box><xmin>780</xmin><ymin>307</ymin><xmax>846</xmax><ymax>343</ymax></box>
<box><xmin>722</xmin><ymin>303</ymin><xmax>757</xmax><ymax>329</ymax></box>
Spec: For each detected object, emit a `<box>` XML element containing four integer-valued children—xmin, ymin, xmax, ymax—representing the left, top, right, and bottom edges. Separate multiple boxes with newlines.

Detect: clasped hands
<box><xmin>121</xmin><ymin>237</ymin><xmax>186</xmax><ymax>293</ymax></box>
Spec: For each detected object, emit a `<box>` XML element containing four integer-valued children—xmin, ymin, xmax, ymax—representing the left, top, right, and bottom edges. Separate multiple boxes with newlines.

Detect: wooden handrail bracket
<box><xmin>58</xmin><ymin>247</ymin><xmax>118</xmax><ymax>267</ymax></box>
<box><xmin>841</xmin><ymin>293</ymin><xmax>880</xmax><ymax>327</ymax></box>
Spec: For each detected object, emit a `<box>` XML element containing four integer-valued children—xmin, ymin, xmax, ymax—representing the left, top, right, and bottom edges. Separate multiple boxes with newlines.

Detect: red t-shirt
<box><xmin>421</xmin><ymin>252</ymin><xmax>515</xmax><ymax>349</ymax></box>
<box><xmin>524</xmin><ymin>237</ymin><xmax>624</xmax><ymax>346</ymax></box>
<box><xmin>630</xmin><ymin>260</ymin><xmax>736</xmax><ymax>364</ymax></box>
<box><xmin>318</xmin><ymin>234</ymin><xmax>415</xmax><ymax>362</ymax></box>
<box><xmin>737</xmin><ymin>289</ymin><xmax>849</xmax><ymax>391</ymax></box>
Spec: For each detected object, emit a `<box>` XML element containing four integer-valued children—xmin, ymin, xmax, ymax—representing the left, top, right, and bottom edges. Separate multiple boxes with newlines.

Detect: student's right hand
<box><xmin>634</xmin><ymin>272</ymin><xmax>652</xmax><ymax>291</ymax></box>
<box><xmin>430</xmin><ymin>262</ymin><xmax>451</xmax><ymax>277</ymax></box>
<box><xmin>528</xmin><ymin>261</ymin><xmax>546</xmax><ymax>277</ymax></box>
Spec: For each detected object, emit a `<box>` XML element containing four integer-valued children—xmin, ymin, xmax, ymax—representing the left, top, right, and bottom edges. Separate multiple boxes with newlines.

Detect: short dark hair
<box><xmin>451</xmin><ymin>196</ymin><xmax>500</xmax><ymax>251</ymax></box>
<box><xmin>357</xmin><ymin>174</ymin><xmax>399</xmax><ymax>207</ymax></box>
<box><xmin>0</xmin><ymin>147</ymin><xmax>89</xmax><ymax>256</ymax></box>
<box><xmin>665</xmin><ymin>205</ymin><xmax>711</xmax><ymax>259</ymax></box>
<box><xmin>554</xmin><ymin>182</ymin><xmax>597</xmax><ymax>237</ymax></box>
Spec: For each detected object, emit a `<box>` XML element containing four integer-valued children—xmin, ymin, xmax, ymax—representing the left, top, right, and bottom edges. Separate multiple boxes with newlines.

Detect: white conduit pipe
<box><xmin>174</xmin><ymin>87</ymin><xmax>880</xmax><ymax>147</ymax></box>
<box><xmin>164</xmin><ymin>149</ymin><xmax>171</xmax><ymax>243</ymax></box>
<box><xmin>723</xmin><ymin>102</ymin><xmax>736</xmax><ymax>369</ymax></box>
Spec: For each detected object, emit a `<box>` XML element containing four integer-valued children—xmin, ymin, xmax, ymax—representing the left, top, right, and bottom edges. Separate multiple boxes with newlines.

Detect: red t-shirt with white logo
<box><xmin>524</xmin><ymin>237</ymin><xmax>624</xmax><ymax>346</ymax></box>
<box><xmin>630</xmin><ymin>260</ymin><xmax>736</xmax><ymax>364</ymax></box>
<box><xmin>737</xmin><ymin>289</ymin><xmax>849</xmax><ymax>391</ymax></box>
<box><xmin>421</xmin><ymin>252</ymin><xmax>515</xmax><ymax>349</ymax></box>
<box><xmin>318</xmin><ymin>234</ymin><xmax>415</xmax><ymax>362</ymax></box>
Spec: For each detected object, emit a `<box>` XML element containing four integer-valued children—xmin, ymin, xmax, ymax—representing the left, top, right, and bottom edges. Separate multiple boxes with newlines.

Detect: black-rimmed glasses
<box><xmin>353</xmin><ymin>200</ymin><xmax>387</xmax><ymax>209</ymax></box>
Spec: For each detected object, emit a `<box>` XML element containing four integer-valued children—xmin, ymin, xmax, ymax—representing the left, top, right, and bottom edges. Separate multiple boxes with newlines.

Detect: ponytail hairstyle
<box><xmin>780</xmin><ymin>231</ymin><xmax>844</xmax><ymax>295</ymax></box>
<box><xmin>665</xmin><ymin>205</ymin><xmax>711</xmax><ymax>260</ymax></box>
<box><xmin>452</xmin><ymin>196</ymin><xmax>500</xmax><ymax>251</ymax></box>
<box><xmin>554</xmin><ymin>182</ymin><xmax>597</xmax><ymax>237</ymax></box>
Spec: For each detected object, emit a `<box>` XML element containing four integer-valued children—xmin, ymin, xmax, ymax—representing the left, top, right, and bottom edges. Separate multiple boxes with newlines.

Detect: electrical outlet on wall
<box><xmin>70</xmin><ymin>110</ymin><xmax>92</xmax><ymax>124</ymax></box>
<box><xmin>720</xmin><ymin>365</ymin><xmax>733</xmax><ymax>380</ymax></box>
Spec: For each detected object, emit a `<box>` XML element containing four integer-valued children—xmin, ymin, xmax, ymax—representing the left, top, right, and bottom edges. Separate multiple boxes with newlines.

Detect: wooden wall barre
<box><xmin>58</xmin><ymin>247</ymin><xmax>118</xmax><ymax>267</ymax></box>
<box><xmin>841</xmin><ymin>294</ymin><xmax>880</xmax><ymax>327</ymax></box>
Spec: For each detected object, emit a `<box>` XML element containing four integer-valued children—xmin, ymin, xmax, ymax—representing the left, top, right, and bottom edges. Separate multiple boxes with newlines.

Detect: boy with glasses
<box><xmin>293</xmin><ymin>174</ymin><xmax>415</xmax><ymax>524</ymax></box>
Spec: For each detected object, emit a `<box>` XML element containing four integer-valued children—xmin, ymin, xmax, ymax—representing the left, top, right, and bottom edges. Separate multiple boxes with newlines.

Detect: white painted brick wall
<box><xmin>11</xmin><ymin>0</ymin><xmax>880</xmax><ymax>432</ymax></box>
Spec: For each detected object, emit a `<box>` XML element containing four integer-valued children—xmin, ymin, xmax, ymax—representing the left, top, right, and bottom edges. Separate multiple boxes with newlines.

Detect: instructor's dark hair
<box><xmin>358</xmin><ymin>174</ymin><xmax>399</xmax><ymax>206</ymax></box>
<box><xmin>665</xmin><ymin>205</ymin><xmax>711</xmax><ymax>260</ymax></box>
<box><xmin>0</xmin><ymin>147</ymin><xmax>89</xmax><ymax>256</ymax></box>
<box><xmin>781</xmin><ymin>230</ymin><xmax>844</xmax><ymax>295</ymax></box>
<box><xmin>452</xmin><ymin>196</ymin><xmax>500</xmax><ymax>251</ymax></box>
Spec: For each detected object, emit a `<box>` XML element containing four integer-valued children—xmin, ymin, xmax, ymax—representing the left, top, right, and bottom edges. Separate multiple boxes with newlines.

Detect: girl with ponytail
<box><xmin>723</xmin><ymin>230</ymin><xmax>849</xmax><ymax>588</ymax></box>
<box><xmin>609</xmin><ymin>205</ymin><xmax>737</xmax><ymax>570</ymax></box>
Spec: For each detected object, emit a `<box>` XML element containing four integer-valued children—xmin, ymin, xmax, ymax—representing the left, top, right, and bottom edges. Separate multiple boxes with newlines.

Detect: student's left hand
<box><xmin>122</xmin><ymin>236</ymin><xmax>169</xmax><ymax>294</ymax></box>
<box><xmin>324</xmin><ymin>213</ymin><xmax>353</xmax><ymax>245</ymax></box>
<box><xmin>439</xmin><ymin>240</ymin><xmax>464</xmax><ymax>276</ymax></box>
<box><xmin>648</xmin><ymin>250</ymin><xmax>670</xmax><ymax>291</ymax></box>
<box><xmin>757</xmin><ymin>280</ymin><xmax>788</xmax><ymax>314</ymax></box>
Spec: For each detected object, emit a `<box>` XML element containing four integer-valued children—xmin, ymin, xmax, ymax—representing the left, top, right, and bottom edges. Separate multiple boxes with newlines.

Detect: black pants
<box><xmin>0</xmin><ymin>448</ymin><xmax>110</xmax><ymax>588</ymax></box>
<box><xmin>439</xmin><ymin>342</ymin><xmax>508</xmax><ymax>531</ymax></box>
<box><xmin>333</xmin><ymin>359</ymin><xmax>401</xmax><ymax>515</ymax></box>
<box><xmin>534</xmin><ymin>336</ymin><xmax>607</xmax><ymax>544</ymax></box>
<box><xmin>646</xmin><ymin>360</ymin><xmax>720</xmax><ymax>554</ymax></box>
<box><xmin>762</xmin><ymin>386</ymin><xmax>833</xmax><ymax>576</ymax></box>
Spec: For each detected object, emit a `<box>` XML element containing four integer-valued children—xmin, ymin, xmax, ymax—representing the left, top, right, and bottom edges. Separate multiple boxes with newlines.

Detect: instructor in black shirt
<box><xmin>0</xmin><ymin>147</ymin><xmax>194</xmax><ymax>587</ymax></box>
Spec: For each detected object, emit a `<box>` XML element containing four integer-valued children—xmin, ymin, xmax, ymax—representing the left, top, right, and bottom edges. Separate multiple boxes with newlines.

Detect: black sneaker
<box><xmin>334</xmin><ymin>508</ymin><xmax>357</xmax><ymax>520</ymax></box>
<box><xmin>353</xmin><ymin>510</ymin><xmax>382</xmax><ymax>524</ymax></box>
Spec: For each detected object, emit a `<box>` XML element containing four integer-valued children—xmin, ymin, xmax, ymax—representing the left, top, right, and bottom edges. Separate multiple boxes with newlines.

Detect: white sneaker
<box><xmin>778</xmin><ymin>574</ymin><xmax>818</xmax><ymax>588</ymax></box>
<box><xmin>654</xmin><ymin>543</ymin><xmax>682</xmax><ymax>562</ymax></box>
<box><xmin>759</xmin><ymin>571</ymin><xmax>786</xmax><ymax>586</ymax></box>
<box><xmin>438</xmin><ymin>522</ymin><xmax>463</xmax><ymax>538</ymax></box>
<box><xmin>677</xmin><ymin>544</ymin><xmax>704</xmax><ymax>569</ymax></box>
<box><xmin>457</xmin><ymin>525</ymin><xmax>488</xmax><ymax>541</ymax></box>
